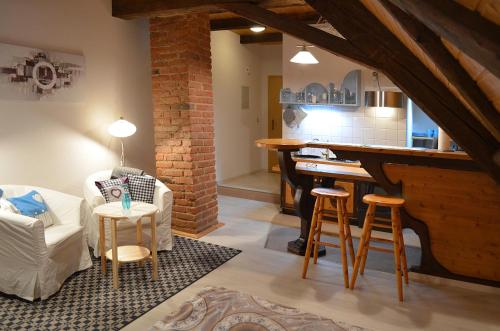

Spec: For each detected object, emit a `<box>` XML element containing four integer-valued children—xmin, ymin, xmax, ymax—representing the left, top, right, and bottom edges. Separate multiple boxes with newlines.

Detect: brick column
<box><xmin>150</xmin><ymin>13</ymin><xmax>217</xmax><ymax>234</ymax></box>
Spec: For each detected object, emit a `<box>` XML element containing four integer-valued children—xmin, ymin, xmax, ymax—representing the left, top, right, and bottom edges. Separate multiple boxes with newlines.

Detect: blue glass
<box><xmin>121</xmin><ymin>186</ymin><xmax>131</xmax><ymax>210</ymax></box>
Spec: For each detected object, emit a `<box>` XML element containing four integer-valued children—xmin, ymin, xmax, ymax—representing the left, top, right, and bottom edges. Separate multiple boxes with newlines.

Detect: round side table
<box><xmin>94</xmin><ymin>201</ymin><xmax>159</xmax><ymax>289</ymax></box>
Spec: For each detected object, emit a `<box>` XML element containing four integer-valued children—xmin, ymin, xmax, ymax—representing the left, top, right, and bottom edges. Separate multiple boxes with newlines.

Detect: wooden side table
<box><xmin>94</xmin><ymin>202</ymin><xmax>159</xmax><ymax>289</ymax></box>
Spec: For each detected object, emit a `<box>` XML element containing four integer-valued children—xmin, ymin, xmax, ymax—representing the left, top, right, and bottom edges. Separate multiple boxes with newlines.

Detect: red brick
<box><xmin>151</xmin><ymin>13</ymin><xmax>218</xmax><ymax>234</ymax></box>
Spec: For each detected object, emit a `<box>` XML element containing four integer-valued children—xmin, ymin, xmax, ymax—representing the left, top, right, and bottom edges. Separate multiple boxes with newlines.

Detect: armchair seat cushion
<box><xmin>45</xmin><ymin>224</ymin><xmax>82</xmax><ymax>248</ymax></box>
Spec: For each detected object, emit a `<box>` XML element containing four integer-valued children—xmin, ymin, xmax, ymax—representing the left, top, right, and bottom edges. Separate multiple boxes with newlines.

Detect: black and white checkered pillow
<box><xmin>127</xmin><ymin>175</ymin><xmax>156</xmax><ymax>204</ymax></box>
<box><xmin>95</xmin><ymin>177</ymin><xmax>130</xmax><ymax>203</ymax></box>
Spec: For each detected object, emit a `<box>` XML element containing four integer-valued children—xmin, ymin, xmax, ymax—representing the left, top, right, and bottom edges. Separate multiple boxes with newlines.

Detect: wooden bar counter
<box><xmin>257</xmin><ymin>138</ymin><xmax>500</xmax><ymax>286</ymax></box>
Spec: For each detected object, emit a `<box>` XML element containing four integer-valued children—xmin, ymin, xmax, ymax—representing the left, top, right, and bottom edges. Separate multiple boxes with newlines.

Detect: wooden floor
<box><xmin>123</xmin><ymin>196</ymin><xmax>500</xmax><ymax>331</ymax></box>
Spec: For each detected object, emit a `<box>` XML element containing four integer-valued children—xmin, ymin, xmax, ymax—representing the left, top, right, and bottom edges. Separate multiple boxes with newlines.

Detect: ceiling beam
<box><xmin>218</xmin><ymin>3</ymin><xmax>377</xmax><ymax>68</ymax></box>
<box><xmin>388</xmin><ymin>0</ymin><xmax>500</xmax><ymax>78</ymax></box>
<box><xmin>380</xmin><ymin>0</ymin><xmax>500</xmax><ymax>137</ymax></box>
<box><xmin>113</xmin><ymin>0</ymin><xmax>259</xmax><ymax>19</ymax></box>
<box><xmin>112</xmin><ymin>0</ymin><xmax>309</xmax><ymax>19</ymax></box>
<box><xmin>210</xmin><ymin>11</ymin><xmax>319</xmax><ymax>30</ymax></box>
<box><xmin>305</xmin><ymin>0</ymin><xmax>499</xmax><ymax>181</ymax></box>
<box><xmin>240</xmin><ymin>32</ymin><xmax>283</xmax><ymax>43</ymax></box>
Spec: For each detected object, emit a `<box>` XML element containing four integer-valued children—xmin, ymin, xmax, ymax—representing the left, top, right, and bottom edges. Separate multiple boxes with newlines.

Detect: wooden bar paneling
<box><xmin>384</xmin><ymin>164</ymin><xmax>500</xmax><ymax>281</ymax></box>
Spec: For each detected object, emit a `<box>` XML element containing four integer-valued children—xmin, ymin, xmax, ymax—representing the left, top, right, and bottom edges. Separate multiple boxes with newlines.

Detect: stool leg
<box><xmin>350</xmin><ymin>203</ymin><xmax>375</xmax><ymax>289</ymax></box>
<box><xmin>302</xmin><ymin>198</ymin><xmax>320</xmax><ymax>279</ymax></box>
<box><xmin>399</xmin><ymin>223</ymin><xmax>409</xmax><ymax>285</ymax></box>
<box><xmin>337</xmin><ymin>198</ymin><xmax>349</xmax><ymax>288</ymax></box>
<box><xmin>391</xmin><ymin>207</ymin><xmax>404</xmax><ymax>302</ymax></box>
<box><xmin>343</xmin><ymin>200</ymin><xmax>355</xmax><ymax>266</ymax></box>
<box><xmin>313</xmin><ymin>197</ymin><xmax>325</xmax><ymax>264</ymax></box>
<box><xmin>360</xmin><ymin>223</ymin><xmax>373</xmax><ymax>275</ymax></box>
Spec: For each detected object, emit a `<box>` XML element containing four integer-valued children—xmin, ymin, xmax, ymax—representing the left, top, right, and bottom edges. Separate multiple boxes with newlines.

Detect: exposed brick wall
<box><xmin>150</xmin><ymin>13</ymin><xmax>218</xmax><ymax>234</ymax></box>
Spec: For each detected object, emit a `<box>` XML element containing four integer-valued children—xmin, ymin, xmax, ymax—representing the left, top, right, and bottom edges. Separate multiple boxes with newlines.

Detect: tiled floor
<box><xmin>218</xmin><ymin>170</ymin><xmax>280</xmax><ymax>194</ymax></box>
<box><xmin>123</xmin><ymin>196</ymin><xmax>500</xmax><ymax>331</ymax></box>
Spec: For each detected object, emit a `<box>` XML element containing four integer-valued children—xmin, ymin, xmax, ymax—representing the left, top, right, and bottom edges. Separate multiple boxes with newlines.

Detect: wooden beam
<box><xmin>380</xmin><ymin>0</ymin><xmax>500</xmax><ymax>137</ymax></box>
<box><xmin>218</xmin><ymin>3</ymin><xmax>377</xmax><ymax>68</ymax></box>
<box><xmin>211</xmin><ymin>17</ymin><xmax>255</xmax><ymax>30</ymax></box>
<box><xmin>113</xmin><ymin>0</ymin><xmax>308</xmax><ymax>19</ymax></box>
<box><xmin>210</xmin><ymin>11</ymin><xmax>319</xmax><ymax>30</ymax></box>
<box><xmin>113</xmin><ymin>0</ymin><xmax>258</xmax><ymax>19</ymax></box>
<box><xmin>388</xmin><ymin>0</ymin><xmax>500</xmax><ymax>78</ymax></box>
<box><xmin>240</xmin><ymin>32</ymin><xmax>283</xmax><ymax>43</ymax></box>
<box><xmin>305</xmin><ymin>0</ymin><xmax>499</xmax><ymax>181</ymax></box>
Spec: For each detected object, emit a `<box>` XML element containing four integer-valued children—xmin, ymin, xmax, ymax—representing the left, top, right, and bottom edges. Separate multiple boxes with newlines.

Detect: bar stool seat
<box><xmin>311</xmin><ymin>187</ymin><xmax>351</xmax><ymax>199</ymax></box>
<box><xmin>350</xmin><ymin>194</ymin><xmax>408</xmax><ymax>301</ymax></box>
<box><xmin>363</xmin><ymin>194</ymin><xmax>405</xmax><ymax>207</ymax></box>
<box><xmin>302</xmin><ymin>186</ymin><xmax>355</xmax><ymax>288</ymax></box>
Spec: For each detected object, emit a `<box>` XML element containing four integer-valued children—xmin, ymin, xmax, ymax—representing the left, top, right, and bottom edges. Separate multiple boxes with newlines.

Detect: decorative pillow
<box><xmin>95</xmin><ymin>177</ymin><xmax>130</xmax><ymax>203</ymax></box>
<box><xmin>127</xmin><ymin>175</ymin><xmax>156</xmax><ymax>204</ymax></box>
<box><xmin>0</xmin><ymin>188</ymin><xmax>3</xmax><ymax>198</ymax></box>
<box><xmin>110</xmin><ymin>166</ymin><xmax>145</xmax><ymax>179</ymax></box>
<box><xmin>7</xmin><ymin>190</ymin><xmax>55</xmax><ymax>227</ymax></box>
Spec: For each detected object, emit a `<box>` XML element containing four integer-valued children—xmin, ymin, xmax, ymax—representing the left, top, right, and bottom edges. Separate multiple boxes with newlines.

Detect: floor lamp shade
<box><xmin>108</xmin><ymin>117</ymin><xmax>136</xmax><ymax>138</ymax></box>
<box><xmin>108</xmin><ymin>117</ymin><xmax>136</xmax><ymax>166</ymax></box>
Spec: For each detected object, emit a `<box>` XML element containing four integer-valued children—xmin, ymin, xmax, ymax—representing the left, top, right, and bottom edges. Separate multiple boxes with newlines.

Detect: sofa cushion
<box><xmin>7</xmin><ymin>190</ymin><xmax>55</xmax><ymax>228</ymax></box>
<box><xmin>127</xmin><ymin>175</ymin><xmax>156</xmax><ymax>204</ymax></box>
<box><xmin>95</xmin><ymin>177</ymin><xmax>130</xmax><ymax>203</ymax></box>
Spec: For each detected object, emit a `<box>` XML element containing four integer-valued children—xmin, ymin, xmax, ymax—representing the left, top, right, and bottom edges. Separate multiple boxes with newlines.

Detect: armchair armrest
<box><xmin>0</xmin><ymin>211</ymin><xmax>47</xmax><ymax>267</ymax></box>
<box><xmin>154</xmin><ymin>180</ymin><xmax>173</xmax><ymax>213</ymax></box>
<box><xmin>40</xmin><ymin>189</ymin><xmax>84</xmax><ymax>226</ymax></box>
<box><xmin>83</xmin><ymin>177</ymin><xmax>106</xmax><ymax>209</ymax></box>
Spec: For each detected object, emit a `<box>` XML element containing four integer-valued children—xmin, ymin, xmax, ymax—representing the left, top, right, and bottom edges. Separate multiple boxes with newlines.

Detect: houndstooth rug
<box><xmin>0</xmin><ymin>236</ymin><xmax>241</xmax><ymax>331</ymax></box>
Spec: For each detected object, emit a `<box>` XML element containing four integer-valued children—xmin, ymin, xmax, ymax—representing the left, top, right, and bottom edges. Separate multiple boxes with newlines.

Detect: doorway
<box><xmin>267</xmin><ymin>75</ymin><xmax>283</xmax><ymax>171</ymax></box>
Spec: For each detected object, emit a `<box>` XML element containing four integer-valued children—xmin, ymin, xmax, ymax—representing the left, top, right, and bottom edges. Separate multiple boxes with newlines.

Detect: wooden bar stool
<box><xmin>350</xmin><ymin>194</ymin><xmax>408</xmax><ymax>301</ymax></box>
<box><xmin>302</xmin><ymin>187</ymin><xmax>355</xmax><ymax>288</ymax></box>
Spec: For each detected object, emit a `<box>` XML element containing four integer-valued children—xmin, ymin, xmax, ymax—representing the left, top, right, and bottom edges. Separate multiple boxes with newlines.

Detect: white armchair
<box><xmin>0</xmin><ymin>185</ymin><xmax>92</xmax><ymax>301</ymax></box>
<box><xmin>83</xmin><ymin>170</ymin><xmax>173</xmax><ymax>257</ymax></box>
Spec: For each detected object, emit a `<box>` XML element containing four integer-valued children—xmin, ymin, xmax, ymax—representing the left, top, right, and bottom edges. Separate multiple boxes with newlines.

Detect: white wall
<box><xmin>283</xmin><ymin>31</ymin><xmax>407</xmax><ymax>149</ymax></box>
<box><xmin>0</xmin><ymin>0</ymin><xmax>155</xmax><ymax>195</ymax></box>
<box><xmin>211</xmin><ymin>31</ymin><xmax>281</xmax><ymax>181</ymax></box>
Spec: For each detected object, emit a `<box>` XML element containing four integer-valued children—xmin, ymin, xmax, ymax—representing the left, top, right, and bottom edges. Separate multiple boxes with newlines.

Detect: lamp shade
<box><xmin>108</xmin><ymin>117</ymin><xmax>136</xmax><ymax>138</ymax></box>
<box><xmin>365</xmin><ymin>90</ymin><xmax>381</xmax><ymax>107</ymax></box>
<box><xmin>382</xmin><ymin>91</ymin><xmax>405</xmax><ymax>108</ymax></box>
<box><xmin>290</xmin><ymin>46</ymin><xmax>319</xmax><ymax>64</ymax></box>
<box><xmin>365</xmin><ymin>90</ymin><xmax>405</xmax><ymax>108</ymax></box>
<box><xmin>250</xmin><ymin>26</ymin><xmax>265</xmax><ymax>33</ymax></box>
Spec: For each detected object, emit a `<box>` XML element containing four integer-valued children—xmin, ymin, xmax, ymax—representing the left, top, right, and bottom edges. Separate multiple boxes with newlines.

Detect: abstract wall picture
<box><xmin>0</xmin><ymin>42</ymin><xmax>85</xmax><ymax>101</ymax></box>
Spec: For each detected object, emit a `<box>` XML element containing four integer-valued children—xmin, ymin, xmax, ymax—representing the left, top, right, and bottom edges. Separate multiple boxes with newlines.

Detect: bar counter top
<box><xmin>256</xmin><ymin>138</ymin><xmax>471</xmax><ymax>161</ymax></box>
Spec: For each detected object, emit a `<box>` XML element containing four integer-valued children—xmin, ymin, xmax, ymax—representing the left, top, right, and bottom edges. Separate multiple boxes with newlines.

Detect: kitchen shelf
<box><xmin>280</xmin><ymin>70</ymin><xmax>361</xmax><ymax>107</ymax></box>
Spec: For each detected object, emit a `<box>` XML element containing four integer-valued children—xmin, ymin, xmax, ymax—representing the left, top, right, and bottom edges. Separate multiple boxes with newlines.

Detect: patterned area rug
<box><xmin>149</xmin><ymin>287</ymin><xmax>369</xmax><ymax>331</ymax></box>
<box><xmin>0</xmin><ymin>237</ymin><xmax>240</xmax><ymax>331</ymax></box>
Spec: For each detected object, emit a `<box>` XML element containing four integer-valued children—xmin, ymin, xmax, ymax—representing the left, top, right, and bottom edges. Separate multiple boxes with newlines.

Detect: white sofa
<box><xmin>83</xmin><ymin>170</ymin><xmax>173</xmax><ymax>257</ymax></box>
<box><xmin>0</xmin><ymin>185</ymin><xmax>92</xmax><ymax>301</ymax></box>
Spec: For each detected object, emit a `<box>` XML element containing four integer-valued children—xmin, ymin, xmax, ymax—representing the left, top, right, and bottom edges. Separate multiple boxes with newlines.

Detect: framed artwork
<box><xmin>0</xmin><ymin>42</ymin><xmax>85</xmax><ymax>101</ymax></box>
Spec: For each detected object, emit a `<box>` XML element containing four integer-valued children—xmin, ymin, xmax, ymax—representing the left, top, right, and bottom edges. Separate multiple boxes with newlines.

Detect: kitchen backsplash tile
<box><xmin>283</xmin><ymin>106</ymin><xmax>407</xmax><ymax>154</ymax></box>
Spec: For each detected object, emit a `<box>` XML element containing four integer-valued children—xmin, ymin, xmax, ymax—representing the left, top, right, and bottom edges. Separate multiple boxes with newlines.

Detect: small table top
<box><xmin>94</xmin><ymin>201</ymin><xmax>158</xmax><ymax>221</ymax></box>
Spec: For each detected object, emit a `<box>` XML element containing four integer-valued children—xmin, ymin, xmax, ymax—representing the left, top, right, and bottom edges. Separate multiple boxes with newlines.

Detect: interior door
<box><xmin>268</xmin><ymin>75</ymin><xmax>283</xmax><ymax>172</ymax></box>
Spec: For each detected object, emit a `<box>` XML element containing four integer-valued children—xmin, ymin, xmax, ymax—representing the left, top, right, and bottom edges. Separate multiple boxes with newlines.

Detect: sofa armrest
<box><xmin>0</xmin><ymin>211</ymin><xmax>47</xmax><ymax>267</ymax></box>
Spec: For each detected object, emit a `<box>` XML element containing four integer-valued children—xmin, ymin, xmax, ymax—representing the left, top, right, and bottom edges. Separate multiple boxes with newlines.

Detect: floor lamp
<box><xmin>108</xmin><ymin>117</ymin><xmax>136</xmax><ymax>166</ymax></box>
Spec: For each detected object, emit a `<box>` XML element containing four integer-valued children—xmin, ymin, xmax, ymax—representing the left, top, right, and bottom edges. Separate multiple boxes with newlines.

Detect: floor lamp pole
<box><xmin>120</xmin><ymin>139</ymin><xmax>125</xmax><ymax>166</ymax></box>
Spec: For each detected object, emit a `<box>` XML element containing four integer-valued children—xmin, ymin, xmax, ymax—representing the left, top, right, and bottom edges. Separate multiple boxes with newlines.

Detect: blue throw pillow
<box><xmin>7</xmin><ymin>190</ymin><xmax>54</xmax><ymax>227</ymax></box>
<box><xmin>0</xmin><ymin>188</ymin><xmax>3</xmax><ymax>198</ymax></box>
